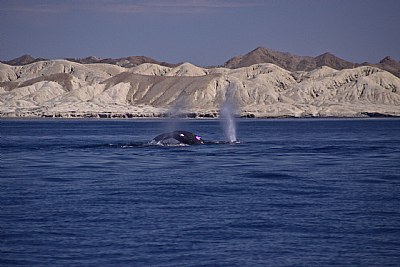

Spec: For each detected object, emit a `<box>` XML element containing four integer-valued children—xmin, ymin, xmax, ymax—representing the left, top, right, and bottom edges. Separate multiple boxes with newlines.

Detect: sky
<box><xmin>0</xmin><ymin>0</ymin><xmax>399</xmax><ymax>66</ymax></box>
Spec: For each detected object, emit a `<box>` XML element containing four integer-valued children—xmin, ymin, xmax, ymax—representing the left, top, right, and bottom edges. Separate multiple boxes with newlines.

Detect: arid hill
<box><xmin>1</xmin><ymin>59</ymin><xmax>399</xmax><ymax>118</ymax></box>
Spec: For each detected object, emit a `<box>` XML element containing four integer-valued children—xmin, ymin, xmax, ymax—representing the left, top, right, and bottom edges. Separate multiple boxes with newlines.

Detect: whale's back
<box><xmin>152</xmin><ymin>131</ymin><xmax>204</xmax><ymax>145</ymax></box>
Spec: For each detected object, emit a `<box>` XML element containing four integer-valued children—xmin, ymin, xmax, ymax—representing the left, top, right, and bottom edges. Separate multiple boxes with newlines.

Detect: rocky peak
<box><xmin>315</xmin><ymin>52</ymin><xmax>354</xmax><ymax>69</ymax></box>
<box><xmin>2</xmin><ymin>54</ymin><xmax>47</xmax><ymax>66</ymax></box>
<box><xmin>376</xmin><ymin>56</ymin><xmax>400</xmax><ymax>77</ymax></box>
<box><xmin>379</xmin><ymin>56</ymin><xmax>398</xmax><ymax>64</ymax></box>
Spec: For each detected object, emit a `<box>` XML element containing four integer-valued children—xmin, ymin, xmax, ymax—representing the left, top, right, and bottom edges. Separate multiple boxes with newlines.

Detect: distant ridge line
<box><xmin>1</xmin><ymin>47</ymin><xmax>399</xmax><ymax>77</ymax></box>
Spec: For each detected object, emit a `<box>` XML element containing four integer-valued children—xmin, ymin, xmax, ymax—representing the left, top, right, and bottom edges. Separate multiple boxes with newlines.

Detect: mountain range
<box><xmin>2</xmin><ymin>47</ymin><xmax>399</xmax><ymax>78</ymax></box>
<box><xmin>1</xmin><ymin>56</ymin><xmax>399</xmax><ymax>118</ymax></box>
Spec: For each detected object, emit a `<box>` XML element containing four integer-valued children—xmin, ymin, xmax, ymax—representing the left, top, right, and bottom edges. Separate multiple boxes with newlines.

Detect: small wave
<box><xmin>73</xmin><ymin>140</ymin><xmax>242</xmax><ymax>149</ymax></box>
<box><xmin>77</xmin><ymin>142</ymin><xmax>146</xmax><ymax>149</ymax></box>
<box><xmin>206</xmin><ymin>140</ymin><xmax>242</xmax><ymax>145</ymax></box>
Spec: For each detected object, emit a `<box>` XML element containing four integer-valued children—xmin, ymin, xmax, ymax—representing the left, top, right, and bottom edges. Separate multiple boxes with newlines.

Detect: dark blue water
<box><xmin>1</xmin><ymin>118</ymin><xmax>400</xmax><ymax>266</ymax></box>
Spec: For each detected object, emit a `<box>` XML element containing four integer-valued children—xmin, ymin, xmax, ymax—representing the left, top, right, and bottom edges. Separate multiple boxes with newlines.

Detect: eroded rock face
<box><xmin>1</xmin><ymin>60</ymin><xmax>399</xmax><ymax>118</ymax></box>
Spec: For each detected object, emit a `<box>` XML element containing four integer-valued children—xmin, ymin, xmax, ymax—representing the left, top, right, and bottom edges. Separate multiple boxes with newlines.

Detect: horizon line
<box><xmin>0</xmin><ymin>0</ymin><xmax>267</xmax><ymax>14</ymax></box>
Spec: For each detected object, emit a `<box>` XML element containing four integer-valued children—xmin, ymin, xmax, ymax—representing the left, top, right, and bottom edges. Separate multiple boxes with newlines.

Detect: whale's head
<box><xmin>152</xmin><ymin>131</ymin><xmax>205</xmax><ymax>145</ymax></box>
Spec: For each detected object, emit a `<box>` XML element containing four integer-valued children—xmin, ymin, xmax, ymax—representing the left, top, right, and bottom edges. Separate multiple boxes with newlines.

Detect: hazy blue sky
<box><xmin>1</xmin><ymin>0</ymin><xmax>399</xmax><ymax>66</ymax></box>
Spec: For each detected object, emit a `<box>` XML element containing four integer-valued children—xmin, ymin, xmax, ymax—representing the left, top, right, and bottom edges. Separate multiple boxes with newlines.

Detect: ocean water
<box><xmin>1</xmin><ymin>118</ymin><xmax>400</xmax><ymax>266</ymax></box>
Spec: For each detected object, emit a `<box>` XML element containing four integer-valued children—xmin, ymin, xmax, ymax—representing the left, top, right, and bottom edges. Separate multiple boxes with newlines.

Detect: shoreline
<box><xmin>2</xmin><ymin>112</ymin><xmax>399</xmax><ymax>120</ymax></box>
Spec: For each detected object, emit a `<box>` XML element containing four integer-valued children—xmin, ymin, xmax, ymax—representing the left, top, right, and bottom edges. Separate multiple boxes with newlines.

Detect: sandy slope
<box><xmin>1</xmin><ymin>60</ymin><xmax>399</xmax><ymax>118</ymax></box>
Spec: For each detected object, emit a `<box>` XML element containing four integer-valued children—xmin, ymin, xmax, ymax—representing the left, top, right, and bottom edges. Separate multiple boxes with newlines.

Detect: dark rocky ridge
<box><xmin>225</xmin><ymin>47</ymin><xmax>353</xmax><ymax>71</ymax></box>
<box><xmin>375</xmin><ymin>56</ymin><xmax>400</xmax><ymax>78</ymax></box>
<box><xmin>65</xmin><ymin>56</ymin><xmax>180</xmax><ymax>68</ymax></box>
<box><xmin>223</xmin><ymin>47</ymin><xmax>399</xmax><ymax>78</ymax></box>
<box><xmin>3</xmin><ymin>54</ymin><xmax>48</xmax><ymax>66</ymax></box>
<box><xmin>2</xmin><ymin>55</ymin><xmax>179</xmax><ymax>68</ymax></box>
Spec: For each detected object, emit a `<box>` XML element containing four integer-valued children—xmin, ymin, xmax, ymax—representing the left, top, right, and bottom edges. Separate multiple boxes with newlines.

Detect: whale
<box><xmin>152</xmin><ymin>130</ymin><xmax>205</xmax><ymax>145</ymax></box>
